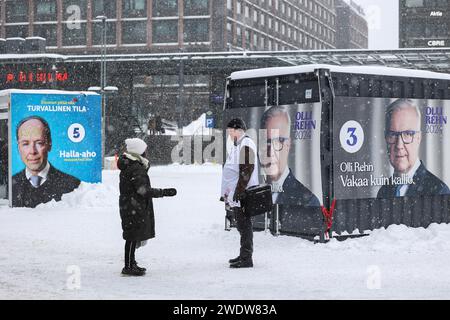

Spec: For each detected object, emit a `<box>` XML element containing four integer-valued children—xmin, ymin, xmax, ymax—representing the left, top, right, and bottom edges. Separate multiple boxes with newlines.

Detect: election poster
<box><xmin>224</xmin><ymin>103</ymin><xmax>323</xmax><ymax>207</ymax></box>
<box><xmin>333</xmin><ymin>97</ymin><xmax>450</xmax><ymax>200</ymax></box>
<box><xmin>224</xmin><ymin>102</ymin><xmax>323</xmax><ymax>234</ymax></box>
<box><xmin>9</xmin><ymin>90</ymin><xmax>101</xmax><ymax>207</ymax></box>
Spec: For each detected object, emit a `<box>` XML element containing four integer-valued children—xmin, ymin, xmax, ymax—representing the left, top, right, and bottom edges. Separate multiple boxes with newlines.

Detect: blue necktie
<box><xmin>395</xmin><ymin>184</ymin><xmax>404</xmax><ymax>197</ymax></box>
<box><xmin>30</xmin><ymin>175</ymin><xmax>42</xmax><ymax>188</ymax></box>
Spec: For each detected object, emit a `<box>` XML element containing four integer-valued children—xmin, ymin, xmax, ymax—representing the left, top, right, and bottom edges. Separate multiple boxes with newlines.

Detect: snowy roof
<box><xmin>338</xmin><ymin>0</ymin><xmax>366</xmax><ymax>20</ymax></box>
<box><xmin>5</xmin><ymin>37</ymin><xmax>25</xmax><ymax>41</ymax></box>
<box><xmin>25</xmin><ymin>36</ymin><xmax>46</xmax><ymax>41</ymax></box>
<box><xmin>229</xmin><ymin>64</ymin><xmax>450</xmax><ymax>81</ymax></box>
<box><xmin>0</xmin><ymin>53</ymin><xmax>66</xmax><ymax>60</ymax></box>
<box><xmin>0</xmin><ymin>89</ymin><xmax>100</xmax><ymax>96</ymax></box>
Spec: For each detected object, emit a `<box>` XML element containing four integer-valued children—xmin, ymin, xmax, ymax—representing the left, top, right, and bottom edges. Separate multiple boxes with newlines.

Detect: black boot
<box><xmin>132</xmin><ymin>261</ymin><xmax>147</xmax><ymax>272</ymax></box>
<box><xmin>228</xmin><ymin>256</ymin><xmax>240</xmax><ymax>264</ymax></box>
<box><xmin>121</xmin><ymin>264</ymin><xmax>145</xmax><ymax>276</ymax></box>
<box><xmin>230</xmin><ymin>258</ymin><xmax>253</xmax><ymax>268</ymax></box>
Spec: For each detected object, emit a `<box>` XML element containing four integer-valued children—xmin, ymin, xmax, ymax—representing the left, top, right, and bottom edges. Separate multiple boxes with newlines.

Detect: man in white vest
<box><xmin>221</xmin><ymin>118</ymin><xmax>259</xmax><ymax>268</ymax></box>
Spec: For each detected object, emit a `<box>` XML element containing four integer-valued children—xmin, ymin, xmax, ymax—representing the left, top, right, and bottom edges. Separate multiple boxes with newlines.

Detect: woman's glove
<box><xmin>162</xmin><ymin>188</ymin><xmax>177</xmax><ymax>197</ymax></box>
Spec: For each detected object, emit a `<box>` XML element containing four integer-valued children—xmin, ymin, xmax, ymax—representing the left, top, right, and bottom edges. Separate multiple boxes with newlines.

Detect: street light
<box><xmin>95</xmin><ymin>15</ymin><xmax>107</xmax><ymax>168</ymax></box>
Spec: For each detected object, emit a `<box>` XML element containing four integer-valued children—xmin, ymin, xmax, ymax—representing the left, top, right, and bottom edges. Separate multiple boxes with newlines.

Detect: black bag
<box><xmin>243</xmin><ymin>184</ymin><xmax>273</xmax><ymax>217</ymax></box>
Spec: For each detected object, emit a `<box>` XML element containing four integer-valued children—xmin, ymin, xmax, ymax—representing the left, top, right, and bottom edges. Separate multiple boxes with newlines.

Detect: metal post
<box><xmin>96</xmin><ymin>15</ymin><xmax>107</xmax><ymax>168</ymax></box>
<box><xmin>273</xmin><ymin>204</ymin><xmax>280</xmax><ymax>236</ymax></box>
<box><xmin>177</xmin><ymin>49</ymin><xmax>185</xmax><ymax>129</ymax></box>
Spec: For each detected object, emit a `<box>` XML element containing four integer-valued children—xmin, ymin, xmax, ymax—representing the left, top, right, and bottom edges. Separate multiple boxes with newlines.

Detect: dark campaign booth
<box><xmin>224</xmin><ymin>64</ymin><xmax>450</xmax><ymax>241</ymax></box>
<box><xmin>0</xmin><ymin>89</ymin><xmax>102</xmax><ymax>207</ymax></box>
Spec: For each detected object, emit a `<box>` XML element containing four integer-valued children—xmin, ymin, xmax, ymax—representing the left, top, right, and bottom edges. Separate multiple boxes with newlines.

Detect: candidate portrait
<box><xmin>377</xmin><ymin>99</ymin><xmax>450</xmax><ymax>198</ymax></box>
<box><xmin>12</xmin><ymin>116</ymin><xmax>81</xmax><ymax>207</ymax></box>
<box><xmin>259</xmin><ymin>105</ymin><xmax>320</xmax><ymax>207</ymax></box>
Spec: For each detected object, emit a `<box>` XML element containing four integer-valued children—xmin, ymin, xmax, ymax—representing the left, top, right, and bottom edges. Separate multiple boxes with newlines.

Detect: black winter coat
<box><xmin>118</xmin><ymin>155</ymin><xmax>164</xmax><ymax>241</ymax></box>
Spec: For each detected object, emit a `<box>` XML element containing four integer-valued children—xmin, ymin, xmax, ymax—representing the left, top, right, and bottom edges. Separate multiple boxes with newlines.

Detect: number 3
<box><xmin>347</xmin><ymin>127</ymin><xmax>357</xmax><ymax>146</ymax></box>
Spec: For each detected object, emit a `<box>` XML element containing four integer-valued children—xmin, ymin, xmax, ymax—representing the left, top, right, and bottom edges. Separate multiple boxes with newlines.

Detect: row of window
<box><xmin>3</xmin><ymin>0</ymin><xmax>210</xmax><ymax>23</ymax></box>
<box><xmin>403</xmin><ymin>22</ymin><xmax>449</xmax><ymax>38</ymax></box>
<box><xmin>229</xmin><ymin>1</ymin><xmax>335</xmax><ymax>42</ymax></box>
<box><xmin>228</xmin><ymin>0</ymin><xmax>336</xmax><ymax>25</ymax></box>
<box><xmin>404</xmin><ymin>0</ymin><xmax>449</xmax><ymax>7</ymax></box>
<box><xmin>227</xmin><ymin>14</ymin><xmax>335</xmax><ymax>47</ymax></box>
<box><xmin>227</xmin><ymin>25</ymin><xmax>332</xmax><ymax>51</ymax></box>
<box><xmin>3</xmin><ymin>19</ymin><xmax>210</xmax><ymax>46</ymax></box>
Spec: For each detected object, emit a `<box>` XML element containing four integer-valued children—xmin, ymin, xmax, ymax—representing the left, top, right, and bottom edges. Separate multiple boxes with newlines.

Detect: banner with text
<box><xmin>10</xmin><ymin>91</ymin><xmax>101</xmax><ymax>207</ymax></box>
<box><xmin>334</xmin><ymin>97</ymin><xmax>450</xmax><ymax>200</ymax></box>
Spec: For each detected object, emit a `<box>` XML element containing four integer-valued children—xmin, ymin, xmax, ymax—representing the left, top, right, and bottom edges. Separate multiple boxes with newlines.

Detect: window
<box><xmin>35</xmin><ymin>0</ymin><xmax>57</xmax><ymax>21</ymax></box>
<box><xmin>5</xmin><ymin>0</ymin><xmax>28</xmax><ymax>23</ymax></box>
<box><xmin>253</xmin><ymin>10</ymin><xmax>258</xmax><ymax>23</ymax></box>
<box><xmin>34</xmin><ymin>24</ymin><xmax>57</xmax><ymax>46</ymax></box>
<box><xmin>184</xmin><ymin>0</ymin><xmax>209</xmax><ymax>16</ymax></box>
<box><xmin>227</xmin><ymin>0</ymin><xmax>232</xmax><ymax>10</ymax></box>
<box><xmin>245</xmin><ymin>30</ymin><xmax>250</xmax><ymax>48</ymax></box>
<box><xmin>184</xmin><ymin>19</ymin><xmax>209</xmax><ymax>42</ymax></box>
<box><xmin>245</xmin><ymin>6</ymin><xmax>249</xmax><ymax>18</ymax></box>
<box><xmin>92</xmin><ymin>22</ymin><xmax>116</xmax><ymax>45</ymax></box>
<box><xmin>260</xmin><ymin>13</ymin><xmax>265</xmax><ymax>26</ymax></box>
<box><xmin>63</xmin><ymin>0</ymin><xmax>87</xmax><ymax>21</ymax></box>
<box><xmin>152</xmin><ymin>20</ymin><xmax>178</xmax><ymax>43</ymax></box>
<box><xmin>237</xmin><ymin>2</ymin><xmax>242</xmax><ymax>14</ymax></box>
<box><xmin>123</xmin><ymin>0</ymin><xmax>147</xmax><ymax>18</ymax></box>
<box><xmin>405</xmin><ymin>0</ymin><xmax>424</xmax><ymax>7</ymax></box>
<box><xmin>153</xmin><ymin>0</ymin><xmax>177</xmax><ymax>16</ymax></box>
<box><xmin>236</xmin><ymin>25</ymin><xmax>242</xmax><ymax>47</ymax></box>
<box><xmin>6</xmin><ymin>25</ymin><xmax>28</xmax><ymax>38</ymax></box>
<box><xmin>62</xmin><ymin>22</ymin><xmax>86</xmax><ymax>46</ymax></box>
<box><xmin>92</xmin><ymin>0</ymin><xmax>117</xmax><ymax>19</ymax></box>
<box><xmin>253</xmin><ymin>33</ymin><xmax>258</xmax><ymax>47</ymax></box>
<box><xmin>122</xmin><ymin>20</ymin><xmax>147</xmax><ymax>43</ymax></box>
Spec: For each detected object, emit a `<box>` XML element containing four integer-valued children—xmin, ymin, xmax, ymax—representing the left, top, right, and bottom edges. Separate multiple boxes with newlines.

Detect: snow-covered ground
<box><xmin>1</xmin><ymin>164</ymin><xmax>450</xmax><ymax>300</ymax></box>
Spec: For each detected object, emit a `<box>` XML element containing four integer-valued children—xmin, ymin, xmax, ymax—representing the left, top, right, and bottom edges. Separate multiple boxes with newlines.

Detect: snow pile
<box><xmin>182</xmin><ymin>113</ymin><xmax>211</xmax><ymax>136</ymax></box>
<box><xmin>1</xmin><ymin>164</ymin><xmax>450</xmax><ymax>299</ymax></box>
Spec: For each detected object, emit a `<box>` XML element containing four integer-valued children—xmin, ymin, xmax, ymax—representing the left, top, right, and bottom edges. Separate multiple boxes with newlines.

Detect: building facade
<box><xmin>400</xmin><ymin>0</ymin><xmax>450</xmax><ymax>48</ymax></box>
<box><xmin>0</xmin><ymin>0</ymin><xmax>364</xmax><ymax>154</ymax></box>
<box><xmin>0</xmin><ymin>0</ymin><xmax>338</xmax><ymax>54</ymax></box>
<box><xmin>335</xmin><ymin>0</ymin><xmax>368</xmax><ymax>49</ymax></box>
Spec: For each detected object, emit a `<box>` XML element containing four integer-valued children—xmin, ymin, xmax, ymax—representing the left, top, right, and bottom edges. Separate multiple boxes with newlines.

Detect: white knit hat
<box><xmin>125</xmin><ymin>138</ymin><xmax>147</xmax><ymax>155</ymax></box>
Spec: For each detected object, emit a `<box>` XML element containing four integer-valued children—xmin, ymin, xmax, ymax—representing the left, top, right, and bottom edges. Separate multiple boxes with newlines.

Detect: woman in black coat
<box><xmin>118</xmin><ymin>138</ymin><xmax>177</xmax><ymax>276</ymax></box>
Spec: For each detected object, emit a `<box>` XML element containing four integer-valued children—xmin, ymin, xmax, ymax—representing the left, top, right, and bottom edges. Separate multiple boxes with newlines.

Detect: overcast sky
<box><xmin>352</xmin><ymin>0</ymin><xmax>399</xmax><ymax>50</ymax></box>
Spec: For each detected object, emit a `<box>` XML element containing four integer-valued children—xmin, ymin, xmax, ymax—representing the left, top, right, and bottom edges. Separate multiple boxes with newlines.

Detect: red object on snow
<box><xmin>321</xmin><ymin>199</ymin><xmax>337</xmax><ymax>235</ymax></box>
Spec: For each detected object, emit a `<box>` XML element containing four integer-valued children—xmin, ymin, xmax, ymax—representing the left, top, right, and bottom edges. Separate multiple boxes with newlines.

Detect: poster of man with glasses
<box><xmin>223</xmin><ymin>101</ymin><xmax>323</xmax><ymax>234</ymax></box>
<box><xmin>334</xmin><ymin>97</ymin><xmax>450</xmax><ymax>200</ymax></box>
<box><xmin>259</xmin><ymin>106</ymin><xmax>321</xmax><ymax>207</ymax></box>
<box><xmin>377</xmin><ymin>99</ymin><xmax>450</xmax><ymax>198</ymax></box>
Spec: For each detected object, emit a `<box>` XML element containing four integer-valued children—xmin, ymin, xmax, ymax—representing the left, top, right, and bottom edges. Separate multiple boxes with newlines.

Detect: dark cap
<box><xmin>226</xmin><ymin>118</ymin><xmax>247</xmax><ymax>131</ymax></box>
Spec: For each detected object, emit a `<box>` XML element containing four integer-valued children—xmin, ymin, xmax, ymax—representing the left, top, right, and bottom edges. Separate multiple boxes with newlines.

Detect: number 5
<box><xmin>73</xmin><ymin>127</ymin><xmax>80</xmax><ymax>139</ymax></box>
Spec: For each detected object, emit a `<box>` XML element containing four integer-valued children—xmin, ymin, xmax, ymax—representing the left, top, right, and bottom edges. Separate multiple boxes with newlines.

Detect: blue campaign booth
<box><xmin>0</xmin><ymin>89</ymin><xmax>102</xmax><ymax>207</ymax></box>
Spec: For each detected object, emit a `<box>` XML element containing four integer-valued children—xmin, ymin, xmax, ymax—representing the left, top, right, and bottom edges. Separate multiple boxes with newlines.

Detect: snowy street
<box><xmin>1</xmin><ymin>164</ymin><xmax>450</xmax><ymax>299</ymax></box>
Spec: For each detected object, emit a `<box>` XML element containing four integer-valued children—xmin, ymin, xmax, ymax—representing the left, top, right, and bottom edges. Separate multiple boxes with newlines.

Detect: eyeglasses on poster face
<box><xmin>385</xmin><ymin>130</ymin><xmax>420</xmax><ymax>145</ymax></box>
